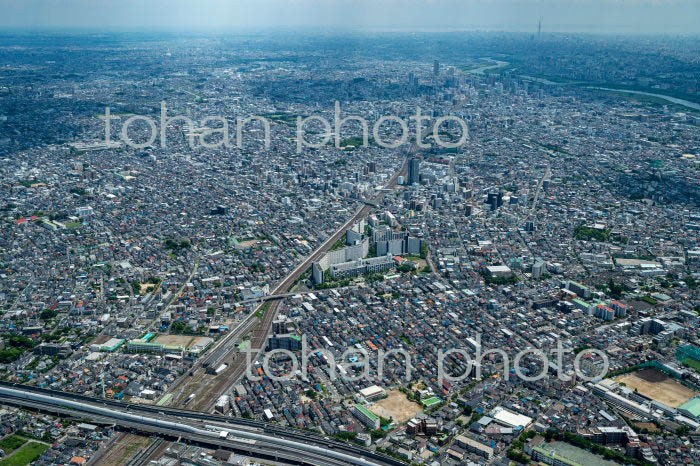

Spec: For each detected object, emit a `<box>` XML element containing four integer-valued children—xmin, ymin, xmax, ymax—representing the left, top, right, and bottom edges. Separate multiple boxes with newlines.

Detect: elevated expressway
<box><xmin>0</xmin><ymin>382</ymin><xmax>406</xmax><ymax>466</ymax></box>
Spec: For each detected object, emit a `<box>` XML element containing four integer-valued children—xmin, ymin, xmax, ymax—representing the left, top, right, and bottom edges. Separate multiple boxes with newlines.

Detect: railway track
<box><xmin>0</xmin><ymin>382</ymin><xmax>406</xmax><ymax>466</ymax></box>
<box><xmin>126</xmin><ymin>438</ymin><xmax>165</xmax><ymax>466</ymax></box>
<box><xmin>72</xmin><ymin>156</ymin><xmax>409</xmax><ymax>464</ymax></box>
<box><xmin>171</xmin><ymin>157</ymin><xmax>408</xmax><ymax>413</ymax></box>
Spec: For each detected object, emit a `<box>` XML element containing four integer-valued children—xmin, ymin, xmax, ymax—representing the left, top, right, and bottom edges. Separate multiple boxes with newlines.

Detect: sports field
<box><xmin>369</xmin><ymin>390</ymin><xmax>423</xmax><ymax>424</ymax></box>
<box><xmin>615</xmin><ymin>368</ymin><xmax>696</xmax><ymax>408</ymax></box>
<box><xmin>152</xmin><ymin>334</ymin><xmax>194</xmax><ymax>347</ymax></box>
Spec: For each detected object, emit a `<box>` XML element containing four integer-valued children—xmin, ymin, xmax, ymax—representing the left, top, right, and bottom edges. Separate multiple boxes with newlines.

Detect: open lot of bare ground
<box><xmin>139</xmin><ymin>283</ymin><xmax>157</xmax><ymax>294</ymax></box>
<box><xmin>615</xmin><ymin>368</ymin><xmax>696</xmax><ymax>408</ymax></box>
<box><xmin>90</xmin><ymin>334</ymin><xmax>112</xmax><ymax>345</ymax></box>
<box><xmin>153</xmin><ymin>334</ymin><xmax>194</xmax><ymax>347</ymax></box>
<box><xmin>633</xmin><ymin>421</ymin><xmax>660</xmax><ymax>432</ymax></box>
<box><xmin>237</xmin><ymin>239</ymin><xmax>261</xmax><ymax>248</ymax></box>
<box><xmin>370</xmin><ymin>389</ymin><xmax>423</xmax><ymax>424</ymax></box>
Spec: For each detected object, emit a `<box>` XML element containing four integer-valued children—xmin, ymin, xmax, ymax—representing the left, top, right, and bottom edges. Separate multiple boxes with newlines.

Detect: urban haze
<box><xmin>0</xmin><ymin>1</ymin><xmax>699</xmax><ymax>466</ymax></box>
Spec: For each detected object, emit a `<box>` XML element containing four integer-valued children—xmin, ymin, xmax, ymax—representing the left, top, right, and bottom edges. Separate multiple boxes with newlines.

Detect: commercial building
<box><xmin>408</xmin><ymin>157</ymin><xmax>420</xmax><ymax>185</ymax></box>
<box><xmin>241</xmin><ymin>284</ymin><xmax>269</xmax><ymax>301</ymax></box>
<box><xmin>267</xmin><ymin>334</ymin><xmax>302</xmax><ymax>351</ymax></box>
<box><xmin>490</xmin><ymin>406</ymin><xmax>533</xmax><ymax>430</ymax></box>
<box><xmin>485</xmin><ymin>265</ymin><xmax>513</xmax><ymax>278</ymax></box>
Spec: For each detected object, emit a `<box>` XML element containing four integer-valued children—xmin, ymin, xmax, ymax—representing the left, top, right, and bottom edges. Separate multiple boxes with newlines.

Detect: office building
<box><xmin>408</xmin><ymin>157</ymin><xmax>420</xmax><ymax>185</ymax></box>
<box><xmin>267</xmin><ymin>334</ymin><xmax>302</xmax><ymax>351</ymax></box>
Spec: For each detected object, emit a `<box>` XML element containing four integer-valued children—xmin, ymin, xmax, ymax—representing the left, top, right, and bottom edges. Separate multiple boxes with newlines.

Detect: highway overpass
<box><xmin>0</xmin><ymin>382</ymin><xmax>406</xmax><ymax>466</ymax></box>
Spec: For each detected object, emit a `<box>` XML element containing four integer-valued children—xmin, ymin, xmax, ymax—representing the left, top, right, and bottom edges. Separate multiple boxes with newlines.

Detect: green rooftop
<box><xmin>534</xmin><ymin>446</ymin><xmax>585</xmax><ymax>466</ymax></box>
<box><xmin>534</xmin><ymin>441</ymin><xmax>619</xmax><ymax>466</ymax></box>
<box><xmin>164</xmin><ymin>344</ymin><xmax>184</xmax><ymax>351</ymax></box>
<box><xmin>422</xmin><ymin>396</ymin><xmax>442</xmax><ymax>407</ymax></box>
<box><xmin>355</xmin><ymin>405</ymin><xmax>378</xmax><ymax>422</ymax></box>
<box><xmin>128</xmin><ymin>340</ymin><xmax>162</xmax><ymax>347</ymax></box>
<box><xmin>679</xmin><ymin>398</ymin><xmax>700</xmax><ymax>418</ymax></box>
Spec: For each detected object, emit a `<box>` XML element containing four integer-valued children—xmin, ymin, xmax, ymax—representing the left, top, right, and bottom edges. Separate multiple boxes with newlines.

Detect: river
<box><xmin>466</xmin><ymin>59</ymin><xmax>509</xmax><ymax>75</ymax></box>
<box><xmin>585</xmin><ymin>87</ymin><xmax>700</xmax><ymax>111</ymax></box>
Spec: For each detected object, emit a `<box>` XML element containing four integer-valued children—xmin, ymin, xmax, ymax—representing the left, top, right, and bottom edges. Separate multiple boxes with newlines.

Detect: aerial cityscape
<box><xmin>0</xmin><ymin>2</ymin><xmax>699</xmax><ymax>466</ymax></box>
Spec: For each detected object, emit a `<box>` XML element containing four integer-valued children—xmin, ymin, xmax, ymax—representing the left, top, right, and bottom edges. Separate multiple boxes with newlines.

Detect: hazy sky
<box><xmin>1</xmin><ymin>0</ymin><xmax>699</xmax><ymax>34</ymax></box>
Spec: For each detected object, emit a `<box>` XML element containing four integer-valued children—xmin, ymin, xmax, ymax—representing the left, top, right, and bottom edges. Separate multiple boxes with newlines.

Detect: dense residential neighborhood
<box><xmin>0</xmin><ymin>23</ymin><xmax>699</xmax><ymax>466</ymax></box>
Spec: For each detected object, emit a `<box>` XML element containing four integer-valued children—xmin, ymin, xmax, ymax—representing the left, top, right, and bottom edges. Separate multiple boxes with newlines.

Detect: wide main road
<box><xmin>0</xmin><ymin>383</ymin><xmax>405</xmax><ymax>466</ymax></box>
<box><xmin>209</xmin><ymin>156</ymin><xmax>408</xmax><ymax>403</ymax></box>
<box><xmin>170</xmin><ymin>156</ymin><xmax>408</xmax><ymax>412</ymax></box>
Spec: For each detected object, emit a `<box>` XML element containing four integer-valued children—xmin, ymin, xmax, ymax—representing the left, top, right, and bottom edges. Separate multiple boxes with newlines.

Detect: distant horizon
<box><xmin>1</xmin><ymin>0</ymin><xmax>699</xmax><ymax>35</ymax></box>
<box><xmin>0</xmin><ymin>27</ymin><xmax>698</xmax><ymax>37</ymax></box>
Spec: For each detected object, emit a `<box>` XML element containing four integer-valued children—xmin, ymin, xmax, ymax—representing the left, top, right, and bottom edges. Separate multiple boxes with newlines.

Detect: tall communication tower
<box><xmin>538</xmin><ymin>17</ymin><xmax>542</xmax><ymax>39</ymax></box>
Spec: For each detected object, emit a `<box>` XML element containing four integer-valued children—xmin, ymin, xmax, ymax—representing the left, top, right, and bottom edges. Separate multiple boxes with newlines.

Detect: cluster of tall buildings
<box><xmin>311</xmin><ymin>218</ymin><xmax>423</xmax><ymax>284</ymax></box>
<box><xmin>407</xmin><ymin>157</ymin><xmax>421</xmax><ymax>185</ymax></box>
<box><xmin>372</xmin><ymin>227</ymin><xmax>423</xmax><ymax>257</ymax></box>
